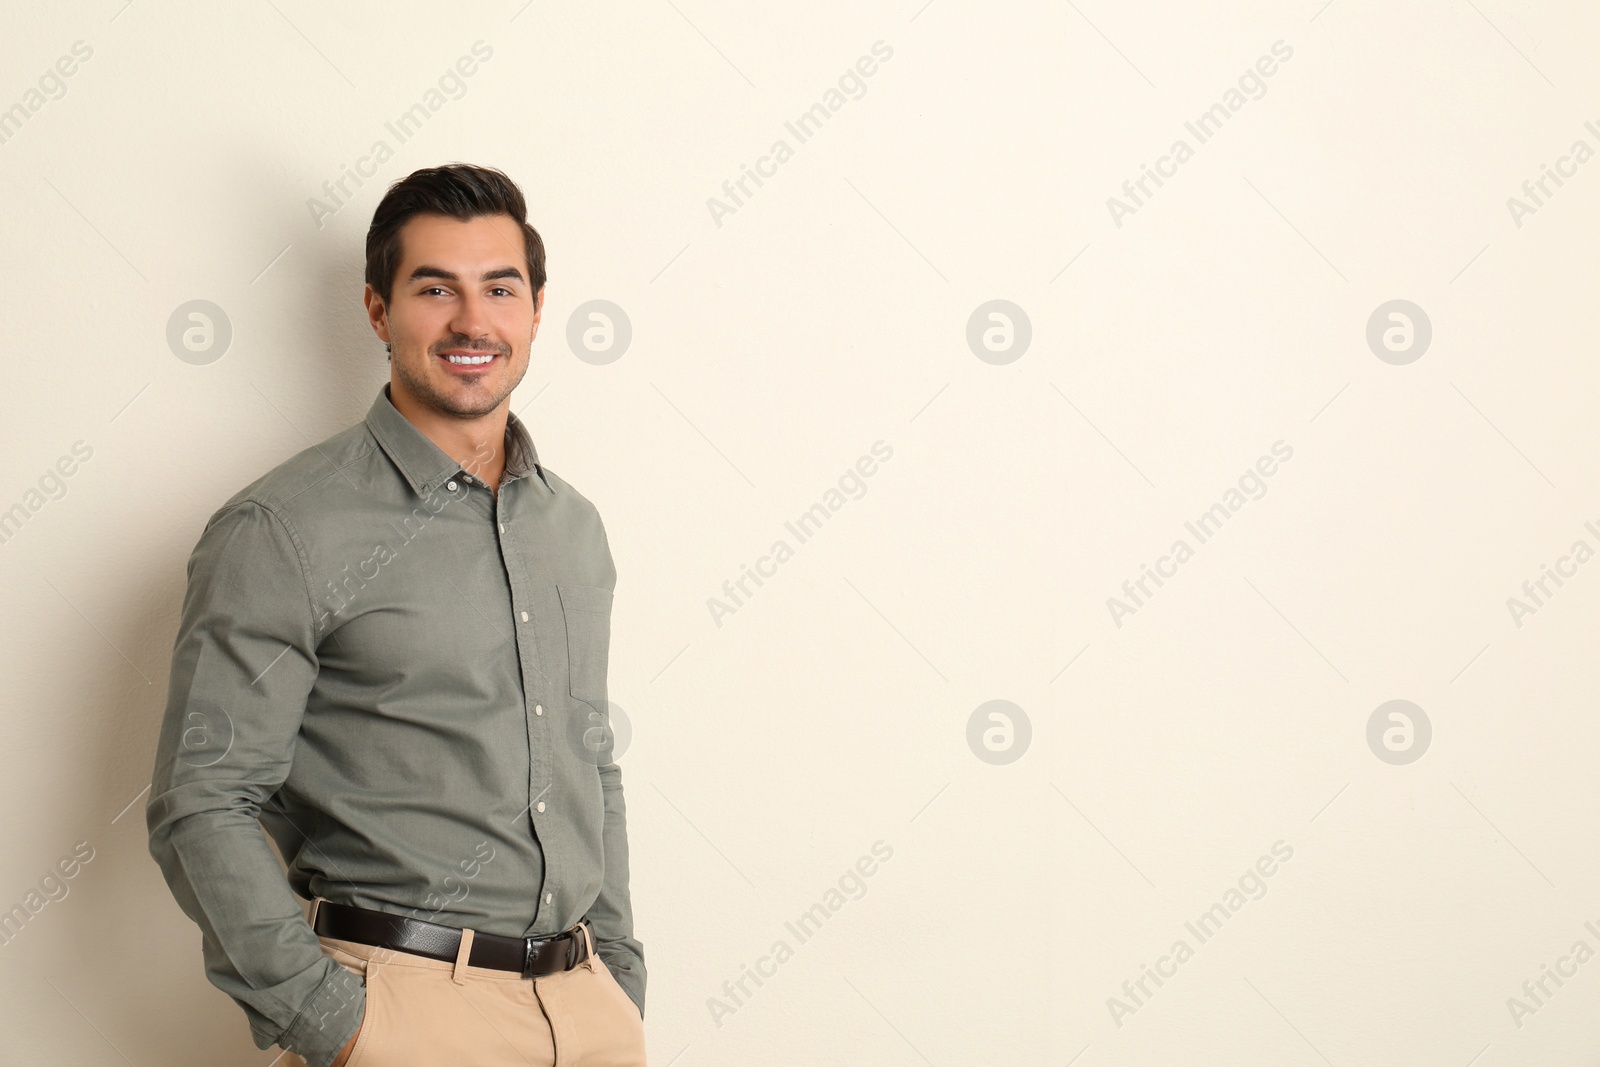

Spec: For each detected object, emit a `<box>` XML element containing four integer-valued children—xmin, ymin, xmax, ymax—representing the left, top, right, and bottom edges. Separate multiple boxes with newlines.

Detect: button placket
<box><xmin>495</xmin><ymin>488</ymin><xmax>558</xmax><ymax>921</ymax></box>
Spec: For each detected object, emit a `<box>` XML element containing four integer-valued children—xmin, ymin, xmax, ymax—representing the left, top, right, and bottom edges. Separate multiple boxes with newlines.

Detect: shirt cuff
<box><xmin>272</xmin><ymin>964</ymin><xmax>366</xmax><ymax>1067</ymax></box>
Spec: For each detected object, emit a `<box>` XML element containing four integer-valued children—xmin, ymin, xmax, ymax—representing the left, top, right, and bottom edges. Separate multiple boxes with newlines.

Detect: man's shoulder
<box><xmin>528</xmin><ymin>463</ymin><xmax>615</xmax><ymax>581</ymax></box>
<box><xmin>534</xmin><ymin>463</ymin><xmax>610</xmax><ymax>529</ymax></box>
<box><xmin>536</xmin><ymin>463</ymin><xmax>592</xmax><ymax>506</ymax></box>
<box><xmin>211</xmin><ymin>419</ymin><xmax>377</xmax><ymax>529</ymax></box>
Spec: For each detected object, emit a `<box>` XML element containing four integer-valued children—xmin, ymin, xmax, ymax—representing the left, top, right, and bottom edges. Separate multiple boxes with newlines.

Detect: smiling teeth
<box><xmin>446</xmin><ymin>354</ymin><xmax>494</xmax><ymax>365</ymax></box>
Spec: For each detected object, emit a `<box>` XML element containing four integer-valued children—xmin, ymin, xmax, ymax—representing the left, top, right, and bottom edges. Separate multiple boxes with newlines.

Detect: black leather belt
<box><xmin>311</xmin><ymin>898</ymin><xmax>593</xmax><ymax>978</ymax></box>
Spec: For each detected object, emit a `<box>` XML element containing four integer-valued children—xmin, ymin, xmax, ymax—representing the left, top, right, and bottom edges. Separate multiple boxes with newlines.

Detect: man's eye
<box><xmin>423</xmin><ymin>286</ymin><xmax>449</xmax><ymax>296</ymax></box>
<box><xmin>491</xmin><ymin>287</ymin><xmax>513</xmax><ymax>297</ymax></box>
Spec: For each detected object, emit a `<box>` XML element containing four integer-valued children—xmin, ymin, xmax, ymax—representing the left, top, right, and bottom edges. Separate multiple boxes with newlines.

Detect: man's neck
<box><xmin>388</xmin><ymin>380</ymin><xmax>508</xmax><ymax>490</ymax></box>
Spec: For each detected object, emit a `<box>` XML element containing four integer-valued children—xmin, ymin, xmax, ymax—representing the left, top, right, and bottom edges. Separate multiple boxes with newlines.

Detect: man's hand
<box><xmin>329</xmin><ymin>1006</ymin><xmax>365</xmax><ymax>1067</ymax></box>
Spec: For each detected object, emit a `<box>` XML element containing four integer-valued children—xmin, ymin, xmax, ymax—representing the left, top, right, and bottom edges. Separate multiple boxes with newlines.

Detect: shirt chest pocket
<box><xmin>557</xmin><ymin>583</ymin><xmax>613</xmax><ymax>702</ymax></box>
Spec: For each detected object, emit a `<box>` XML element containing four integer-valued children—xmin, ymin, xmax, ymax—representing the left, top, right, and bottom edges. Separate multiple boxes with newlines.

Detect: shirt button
<box><xmin>499</xmin><ymin>522</ymin><xmax>506</xmax><ymax>533</ymax></box>
<box><xmin>544</xmin><ymin>892</ymin><xmax>553</xmax><ymax>904</ymax></box>
<box><xmin>520</xmin><ymin>610</ymin><xmax>529</xmax><ymax>622</ymax></box>
<box><xmin>535</xmin><ymin>704</ymin><xmax>543</xmax><ymax>716</ymax></box>
<box><xmin>536</xmin><ymin>802</ymin><xmax>546</xmax><ymax>813</ymax></box>
<box><xmin>446</xmin><ymin>479</ymin><xmax>458</xmax><ymax>492</ymax></box>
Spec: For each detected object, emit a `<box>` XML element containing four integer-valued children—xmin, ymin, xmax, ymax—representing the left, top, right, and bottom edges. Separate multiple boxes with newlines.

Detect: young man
<box><xmin>146</xmin><ymin>164</ymin><xmax>646</xmax><ymax>1067</ymax></box>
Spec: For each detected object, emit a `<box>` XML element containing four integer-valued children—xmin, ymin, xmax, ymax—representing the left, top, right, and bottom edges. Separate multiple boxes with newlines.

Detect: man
<box><xmin>146</xmin><ymin>163</ymin><xmax>646</xmax><ymax>1067</ymax></box>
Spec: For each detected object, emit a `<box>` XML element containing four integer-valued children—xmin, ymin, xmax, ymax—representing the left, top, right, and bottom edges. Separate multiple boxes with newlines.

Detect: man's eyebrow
<box><xmin>406</xmin><ymin>265</ymin><xmax>527</xmax><ymax>284</ymax></box>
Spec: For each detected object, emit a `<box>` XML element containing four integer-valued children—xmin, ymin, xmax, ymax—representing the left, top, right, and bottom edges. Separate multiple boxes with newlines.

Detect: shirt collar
<box><xmin>365</xmin><ymin>384</ymin><xmax>552</xmax><ymax>496</ymax></box>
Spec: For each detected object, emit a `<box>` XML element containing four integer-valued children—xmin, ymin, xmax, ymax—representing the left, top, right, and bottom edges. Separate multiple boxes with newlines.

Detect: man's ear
<box><xmin>363</xmin><ymin>283</ymin><xmax>392</xmax><ymax>352</ymax></box>
<box><xmin>528</xmin><ymin>285</ymin><xmax>545</xmax><ymax>340</ymax></box>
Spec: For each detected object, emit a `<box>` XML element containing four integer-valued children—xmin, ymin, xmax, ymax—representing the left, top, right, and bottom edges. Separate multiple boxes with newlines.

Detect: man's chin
<box><xmin>434</xmin><ymin>391</ymin><xmax>510</xmax><ymax>419</ymax></box>
<box><xmin>394</xmin><ymin>359</ymin><xmax>524</xmax><ymax>419</ymax></box>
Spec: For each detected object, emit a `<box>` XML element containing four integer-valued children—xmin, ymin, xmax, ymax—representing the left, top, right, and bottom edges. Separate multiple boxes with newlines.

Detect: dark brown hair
<box><xmin>365</xmin><ymin>163</ymin><xmax>547</xmax><ymax>308</ymax></box>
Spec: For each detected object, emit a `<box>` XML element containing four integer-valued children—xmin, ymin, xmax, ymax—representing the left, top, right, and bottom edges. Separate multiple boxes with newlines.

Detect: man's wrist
<box><xmin>278</xmin><ymin>964</ymin><xmax>366</xmax><ymax>1067</ymax></box>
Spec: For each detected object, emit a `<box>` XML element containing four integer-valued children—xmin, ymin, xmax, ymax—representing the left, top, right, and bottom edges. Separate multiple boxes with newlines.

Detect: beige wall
<box><xmin>2</xmin><ymin>1</ymin><xmax>1598</xmax><ymax>1063</ymax></box>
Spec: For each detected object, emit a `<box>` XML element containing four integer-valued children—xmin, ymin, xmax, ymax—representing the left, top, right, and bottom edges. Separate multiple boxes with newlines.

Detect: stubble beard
<box><xmin>392</xmin><ymin>342</ymin><xmax>526</xmax><ymax>419</ymax></box>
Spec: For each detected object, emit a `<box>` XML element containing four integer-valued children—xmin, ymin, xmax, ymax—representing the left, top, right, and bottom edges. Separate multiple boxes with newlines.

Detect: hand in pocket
<box><xmin>330</xmin><ymin>1003</ymin><xmax>366</xmax><ymax>1067</ymax></box>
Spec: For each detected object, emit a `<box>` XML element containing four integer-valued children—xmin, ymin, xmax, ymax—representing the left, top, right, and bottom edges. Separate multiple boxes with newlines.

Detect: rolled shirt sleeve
<box><xmin>146</xmin><ymin>499</ymin><xmax>364</xmax><ymax>1067</ymax></box>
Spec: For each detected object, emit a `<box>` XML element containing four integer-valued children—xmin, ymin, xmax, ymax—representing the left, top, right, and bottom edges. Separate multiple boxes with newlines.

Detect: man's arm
<box><xmin>589</xmin><ymin>758</ymin><xmax>647</xmax><ymax>1017</ymax></box>
<box><xmin>146</xmin><ymin>499</ymin><xmax>364</xmax><ymax>1067</ymax></box>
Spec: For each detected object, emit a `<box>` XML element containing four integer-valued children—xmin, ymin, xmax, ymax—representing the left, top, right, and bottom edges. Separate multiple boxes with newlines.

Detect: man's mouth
<box><xmin>440</xmin><ymin>351</ymin><xmax>500</xmax><ymax>367</ymax></box>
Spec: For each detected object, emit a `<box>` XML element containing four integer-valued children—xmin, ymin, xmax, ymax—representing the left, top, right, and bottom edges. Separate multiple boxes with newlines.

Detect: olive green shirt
<box><xmin>146</xmin><ymin>384</ymin><xmax>642</xmax><ymax>1067</ymax></box>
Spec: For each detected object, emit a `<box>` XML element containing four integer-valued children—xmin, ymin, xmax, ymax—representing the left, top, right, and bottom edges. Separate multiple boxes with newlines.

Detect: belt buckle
<box><xmin>522</xmin><ymin>924</ymin><xmax>586</xmax><ymax>978</ymax></box>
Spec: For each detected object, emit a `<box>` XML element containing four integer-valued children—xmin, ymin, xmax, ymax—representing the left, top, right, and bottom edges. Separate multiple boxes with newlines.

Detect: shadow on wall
<box><xmin>57</xmin><ymin>163</ymin><xmax>393</xmax><ymax>1062</ymax></box>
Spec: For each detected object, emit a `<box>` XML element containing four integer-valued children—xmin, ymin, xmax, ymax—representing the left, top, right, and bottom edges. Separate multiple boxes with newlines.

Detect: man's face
<box><xmin>365</xmin><ymin>212</ymin><xmax>542</xmax><ymax>419</ymax></box>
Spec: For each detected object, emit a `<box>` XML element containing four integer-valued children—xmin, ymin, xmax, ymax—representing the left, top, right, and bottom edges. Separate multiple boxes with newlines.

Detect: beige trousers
<box><xmin>287</xmin><ymin>927</ymin><xmax>647</xmax><ymax>1067</ymax></box>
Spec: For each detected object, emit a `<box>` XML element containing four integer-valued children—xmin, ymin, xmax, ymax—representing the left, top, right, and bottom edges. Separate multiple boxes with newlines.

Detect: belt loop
<box><xmin>579</xmin><ymin>920</ymin><xmax>598</xmax><ymax>973</ymax></box>
<box><xmin>453</xmin><ymin>928</ymin><xmax>476</xmax><ymax>985</ymax></box>
<box><xmin>309</xmin><ymin>896</ymin><xmax>325</xmax><ymax>930</ymax></box>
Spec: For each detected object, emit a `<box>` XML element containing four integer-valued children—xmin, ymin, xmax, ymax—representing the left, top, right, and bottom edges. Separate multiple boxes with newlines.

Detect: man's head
<box><xmin>363</xmin><ymin>164</ymin><xmax>547</xmax><ymax>420</ymax></box>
